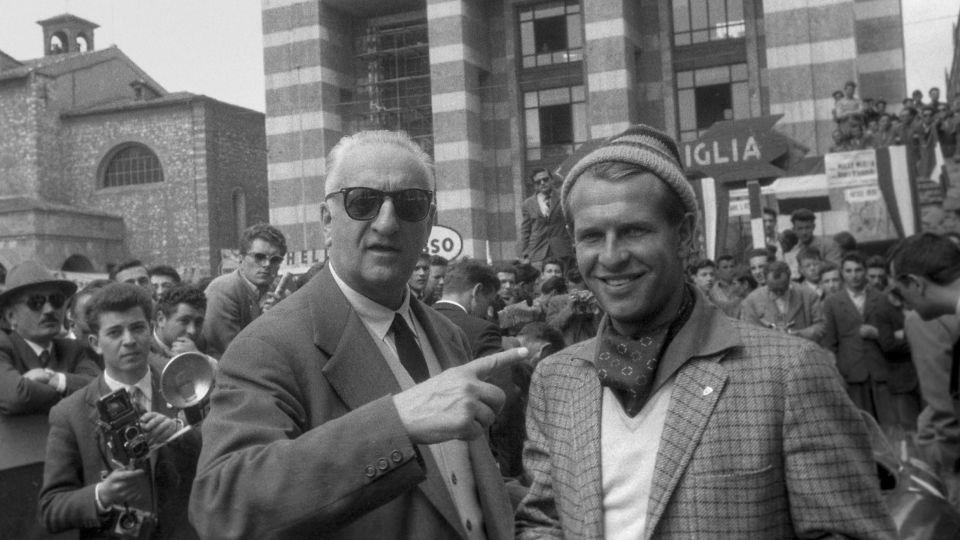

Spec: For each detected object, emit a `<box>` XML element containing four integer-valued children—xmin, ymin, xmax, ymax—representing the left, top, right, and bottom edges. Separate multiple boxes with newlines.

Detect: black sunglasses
<box><xmin>325</xmin><ymin>187</ymin><xmax>433</xmax><ymax>222</ymax></box>
<box><xmin>21</xmin><ymin>293</ymin><xmax>67</xmax><ymax>311</ymax></box>
<box><xmin>247</xmin><ymin>252</ymin><xmax>285</xmax><ymax>266</ymax></box>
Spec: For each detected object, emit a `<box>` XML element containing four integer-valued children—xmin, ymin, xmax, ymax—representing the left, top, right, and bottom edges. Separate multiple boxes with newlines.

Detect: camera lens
<box><xmin>122</xmin><ymin>426</ymin><xmax>140</xmax><ymax>441</ymax></box>
<box><xmin>119</xmin><ymin>511</ymin><xmax>139</xmax><ymax>529</ymax></box>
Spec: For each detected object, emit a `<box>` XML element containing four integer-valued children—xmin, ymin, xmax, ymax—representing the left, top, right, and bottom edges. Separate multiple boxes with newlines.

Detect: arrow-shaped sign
<box><xmin>680</xmin><ymin>114</ymin><xmax>790</xmax><ymax>185</ymax></box>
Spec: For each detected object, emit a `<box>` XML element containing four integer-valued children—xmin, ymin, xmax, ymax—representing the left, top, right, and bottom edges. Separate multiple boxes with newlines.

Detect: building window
<box><xmin>524</xmin><ymin>85</ymin><xmax>587</xmax><ymax>161</ymax></box>
<box><xmin>676</xmin><ymin>63</ymin><xmax>749</xmax><ymax>142</ymax></box>
<box><xmin>672</xmin><ymin>0</ymin><xmax>745</xmax><ymax>46</ymax></box>
<box><xmin>101</xmin><ymin>143</ymin><xmax>163</xmax><ymax>188</ymax></box>
<box><xmin>343</xmin><ymin>19</ymin><xmax>433</xmax><ymax>155</ymax></box>
<box><xmin>519</xmin><ymin>1</ymin><xmax>583</xmax><ymax>68</ymax></box>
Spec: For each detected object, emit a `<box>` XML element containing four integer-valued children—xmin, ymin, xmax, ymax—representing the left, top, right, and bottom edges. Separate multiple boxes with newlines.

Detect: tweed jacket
<box><xmin>739</xmin><ymin>282</ymin><xmax>824</xmax><ymax>341</ymax></box>
<box><xmin>189</xmin><ymin>266</ymin><xmax>514</xmax><ymax>540</ymax></box>
<box><xmin>202</xmin><ymin>269</ymin><xmax>263</xmax><ymax>358</ymax></box>
<box><xmin>821</xmin><ymin>287</ymin><xmax>892</xmax><ymax>384</ymax></box>
<box><xmin>515</xmin><ymin>296</ymin><xmax>896</xmax><ymax>539</ymax></box>
<box><xmin>519</xmin><ymin>193</ymin><xmax>573</xmax><ymax>264</ymax></box>
<box><xmin>0</xmin><ymin>331</ymin><xmax>100</xmax><ymax>415</ymax></box>
<box><xmin>39</xmin><ymin>370</ymin><xmax>201</xmax><ymax>539</ymax></box>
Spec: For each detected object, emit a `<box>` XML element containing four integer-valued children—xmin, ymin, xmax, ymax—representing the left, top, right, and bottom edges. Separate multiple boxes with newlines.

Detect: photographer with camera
<box><xmin>39</xmin><ymin>283</ymin><xmax>201</xmax><ymax>540</ymax></box>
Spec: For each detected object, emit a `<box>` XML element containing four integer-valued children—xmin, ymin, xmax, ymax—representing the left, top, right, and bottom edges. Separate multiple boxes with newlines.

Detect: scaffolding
<box><xmin>341</xmin><ymin>20</ymin><xmax>434</xmax><ymax>156</ymax></box>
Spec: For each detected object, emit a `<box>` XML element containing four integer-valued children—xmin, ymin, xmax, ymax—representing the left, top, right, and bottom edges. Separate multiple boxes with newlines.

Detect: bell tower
<box><xmin>37</xmin><ymin>14</ymin><xmax>98</xmax><ymax>55</ymax></box>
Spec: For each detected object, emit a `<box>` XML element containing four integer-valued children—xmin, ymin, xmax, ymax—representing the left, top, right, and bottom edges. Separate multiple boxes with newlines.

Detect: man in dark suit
<box><xmin>519</xmin><ymin>168</ymin><xmax>573</xmax><ymax>270</ymax></box>
<box><xmin>0</xmin><ymin>260</ymin><xmax>100</xmax><ymax>415</ymax></box>
<box><xmin>431</xmin><ymin>259</ymin><xmax>530</xmax><ymax>478</ymax></box>
<box><xmin>432</xmin><ymin>259</ymin><xmax>502</xmax><ymax>358</ymax></box>
<box><xmin>39</xmin><ymin>283</ymin><xmax>200</xmax><ymax>539</ymax></box>
<box><xmin>822</xmin><ymin>251</ymin><xmax>896</xmax><ymax>426</ymax></box>
<box><xmin>189</xmin><ymin>130</ymin><xmax>524</xmax><ymax>539</ymax></box>
<box><xmin>202</xmin><ymin>223</ymin><xmax>287</xmax><ymax>358</ymax></box>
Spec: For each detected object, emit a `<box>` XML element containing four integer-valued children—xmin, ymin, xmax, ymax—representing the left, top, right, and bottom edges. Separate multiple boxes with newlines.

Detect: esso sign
<box><xmin>427</xmin><ymin>225</ymin><xmax>462</xmax><ymax>259</ymax></box>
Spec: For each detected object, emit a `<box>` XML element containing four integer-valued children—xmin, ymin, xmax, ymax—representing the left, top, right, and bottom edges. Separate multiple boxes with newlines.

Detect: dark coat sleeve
<box><xmin>188</xmin><ymin>332</ymin><xmax>426</xmax><ymax>539</ymax></box>
<box><xmin>38</xmin><ymin>398</ymin><xmax>108</xmax><ymax>533</ymax></box>
<box><xmin>0</xmin><ymin>335</ymin><xmax>61</xmax><ymax>415</ymax></box>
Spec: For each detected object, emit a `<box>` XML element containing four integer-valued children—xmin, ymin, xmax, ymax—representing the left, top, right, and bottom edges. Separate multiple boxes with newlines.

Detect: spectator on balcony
<box><xmin>833</xmin><ymin>81</ymin><xmax>863</xmax><ymax>123</ymax></box>
<box><xmin>929</xmin><ymin>87</ymin><xmax>942</xmax><ymax>110</ymax></box>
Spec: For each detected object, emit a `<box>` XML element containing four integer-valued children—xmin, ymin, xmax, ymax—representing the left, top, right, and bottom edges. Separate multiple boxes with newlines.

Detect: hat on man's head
<box><xmin>0</xmin><ymin>260</ymin><xmax>77</xmax><ymax>309</ymax></box>
<box><xmin>560</xmin><ymin>123</ymin><xmax>697</xmax><ymax>222</ymax></box>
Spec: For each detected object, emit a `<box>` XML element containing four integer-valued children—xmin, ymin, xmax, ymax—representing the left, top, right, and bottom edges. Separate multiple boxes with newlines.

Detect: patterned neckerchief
<box><xmin>595</xmin><ymin>284</ymin><xmax>695</xmax><ymax>417</ymax></box>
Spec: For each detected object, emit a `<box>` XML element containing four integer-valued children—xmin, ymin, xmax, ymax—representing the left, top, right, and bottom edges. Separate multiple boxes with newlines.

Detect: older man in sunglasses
<box><xmin>202</xmin><ymin>222</ymin><xmax>288</xmax><ymax>358</ymax></box>
<box><xmin>191</xmin><ymin>130</ymin><xmax>524</xmax><ymax>539</ymax></box>
<box><xmin>0</xmin><ymin>260</ymin><xmax>100</xmax><ymax>415</ymax></box>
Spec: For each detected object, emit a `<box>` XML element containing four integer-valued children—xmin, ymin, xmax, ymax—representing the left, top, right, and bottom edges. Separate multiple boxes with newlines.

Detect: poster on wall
<box><xmin>824</xmin><ymin>149</ymin><xmax>900</xmax><ymax>243</ymax></box>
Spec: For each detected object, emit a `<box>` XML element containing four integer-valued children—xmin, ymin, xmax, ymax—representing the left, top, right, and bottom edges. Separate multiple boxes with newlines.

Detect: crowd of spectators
<box><xmin>689</xmin><ymin>207</ymin><xmax>960</xmax><ymax>509</ymax></box>
<box><xmin>6</xmin><ymin>164</ymin><xmax>960</xmax><ymax>535</ymax></box>
<box><xmin>830</xmin><ymin>81</ymin><xmax>960</xmax><ymax>179</ymax></box>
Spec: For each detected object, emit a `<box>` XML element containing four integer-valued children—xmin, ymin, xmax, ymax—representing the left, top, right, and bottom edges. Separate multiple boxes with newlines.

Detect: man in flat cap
<box><xmin>0</xmin><ymin>260</ymin><xmax>100</xmax><ymax>415</ymax></box>
<box><xmin>515</xmin><ymin>124</ymin><xmax>895</xmax><ymax>538</ymax></box>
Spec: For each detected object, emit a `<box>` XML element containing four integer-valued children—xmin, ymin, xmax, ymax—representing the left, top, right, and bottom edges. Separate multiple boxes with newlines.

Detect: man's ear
<box><xmin>471</xmin><ymin>282</ymin><xmax>483</xmax><ymax>300</ymax></box>
<box><xmin>905</xmin><ymin>274</ymin><xmax>927</xmax><ymax>295</ymax></box>
<box><xmin>320</xmin><ymin>202</ymin><xmax>334</xmax><ymax>248</ymax></box>
<box><xmin>87</xmin><ymin>333</ymin><xmax>102</xmax><ymax>356</ymax></box>
<box><xmin>676</xmin><ymin>212</ymin><xmax>697</xmax><ymax>256</ymax></box>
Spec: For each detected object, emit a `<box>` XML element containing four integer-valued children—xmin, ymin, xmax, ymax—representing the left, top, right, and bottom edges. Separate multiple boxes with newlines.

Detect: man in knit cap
<box><xmin>515</xmin><ymin>124</ymin><xmax>895</xmax><ymax>538</ymax></box>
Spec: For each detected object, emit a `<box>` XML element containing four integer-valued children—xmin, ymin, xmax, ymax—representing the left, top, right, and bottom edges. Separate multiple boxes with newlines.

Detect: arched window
<box><xmin>49</xmin><ymin>32</ymin><xmax>67</xmax><ymax>54</ymax></box>
<box><xmin>76</xmin><ymin>34</ymin><xmax>91</xmax><ymax>52</ymax></box>
<box><xmin>101</xmin><ymin>143</ymin><xmax>163</xmax><ymax>188</ymax></box>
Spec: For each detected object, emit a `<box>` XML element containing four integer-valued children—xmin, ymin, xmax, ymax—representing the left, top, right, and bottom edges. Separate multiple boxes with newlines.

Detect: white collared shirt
<box><xmin>537</xmin><ymin>192</ymin><xmax>551</xmax><ymax>216</ymax></box>
<box><xmin>846</xmin><ymin>287</ymin><xmax>867</xmax><ymax>316</ymax></box>
<box><xmin>433</xmin><ymin>299</ymin><xmax>469</xmax><ymax>314</ymax></box>
<box><xmin>329</xmin><ymin>264</ymin><xmax>486</xmax><ymax>539</ymax></box>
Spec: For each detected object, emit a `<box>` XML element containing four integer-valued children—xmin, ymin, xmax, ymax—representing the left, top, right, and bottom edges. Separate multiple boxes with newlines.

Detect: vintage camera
<box><xmin>97</xmin><ymin>388</ymin><xmax>149</xmax><ymax>466</ymax></box>
<box><xmin>570</xmin><ymin>290</ymin><xmax>596</xmax><ymax>314</ymax></box>
<box><xmin>113</xmin><ymin>506</ymin><xmax>156</xmax><ymax>539</ymax></box>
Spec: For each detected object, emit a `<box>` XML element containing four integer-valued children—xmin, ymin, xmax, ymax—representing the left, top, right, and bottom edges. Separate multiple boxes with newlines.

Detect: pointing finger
<box><xmin>460</xmin><ymin>347</ymin><xmax>528</xmax><ymax>380</ymax></box>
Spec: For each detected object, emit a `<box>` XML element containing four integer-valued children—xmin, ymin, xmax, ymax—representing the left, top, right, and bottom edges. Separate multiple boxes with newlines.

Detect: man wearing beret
<box><xmin>515</xmin><ymin>124</ymin><xmax>896</xmax><ymax>538</ymax></box>
<box><xmin>0</xmin><ymin>260</ymin><xmax>100</xmax><ymax>415</ymax></box>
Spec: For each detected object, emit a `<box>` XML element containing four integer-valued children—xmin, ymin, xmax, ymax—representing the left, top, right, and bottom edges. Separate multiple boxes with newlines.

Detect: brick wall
<box><xmin>203</xmin><ymin>99</ymin><xmax>268</xmax><ymax>273</ymax></box>
<box><xmin>0</xmin><ymin>76</ymin><xmax>41</xmax><ymax>198</ymax></box>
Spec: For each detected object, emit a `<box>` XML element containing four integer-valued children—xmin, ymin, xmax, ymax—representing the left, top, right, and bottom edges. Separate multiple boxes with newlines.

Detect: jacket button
<box><xmin>364</xmin><ymin>465</ymin><xmax>376</xmax><ymax>478</ymax></box>
<box><xmin>377</xmin><ymin>458</ymin><xmax>389</xmax><ymax>471</ymax></box>
<box><xmin>390</xmin><ymin>450</ymin><xmax>403</xmax><ymax>463</ymax></box>
<box><xmin>465</xmin><ymin>519</ymin><xmax>472</xmax><ymax>531</ymax></box>
<box><xmin>451</xmin><ymin>472</ymin><xmax>458</xmax><ymax>485</ymax></box>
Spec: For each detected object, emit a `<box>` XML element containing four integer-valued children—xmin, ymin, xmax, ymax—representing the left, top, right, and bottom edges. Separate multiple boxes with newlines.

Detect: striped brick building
<box><xmin>260</xmin><ymin>0</ymin><xmax>906</xmax><ymax>260</ymax></box>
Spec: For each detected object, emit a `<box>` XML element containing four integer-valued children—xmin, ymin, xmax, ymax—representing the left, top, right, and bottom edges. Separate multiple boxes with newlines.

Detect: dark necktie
<box><xmin>391</xmin><ymin>314</ymin><xmax>429</xmax><ymax>383</ymax></box>
<box><xmin>39</xmin><ymin>349</ymin><xmax>51</xmax><ymax>368</ymax></box>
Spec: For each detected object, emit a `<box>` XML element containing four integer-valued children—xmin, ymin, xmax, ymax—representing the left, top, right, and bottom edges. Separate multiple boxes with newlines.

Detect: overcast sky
<box><xmin>0</xmin><ymin>0</ymin><xmax>957</xmax><ymax>113</ymax></box>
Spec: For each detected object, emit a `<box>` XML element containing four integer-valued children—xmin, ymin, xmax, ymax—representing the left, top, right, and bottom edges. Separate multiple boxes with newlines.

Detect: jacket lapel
<box><xmin>645</xmin><ymin>360</ymin><xmax>728</xmax><ymax>538</ymax></box>
<box><xmin>314</xmin><ymin>269</ymin><xmax>465</xmax><ymax>538</ymax></box>
<box><xmin>11</xmin><ymin>333</ymin><xmax>42</xmax><ymax>370</ymax></box>
<box><xmin>645</xmin><ymin>295</ymin><xmax>737</xmax><ymax>537</ymax></box>
<box><xmin>571</xmin><ymin>365</ymin><xmax>605</xmax><ymax>538</ymax></box>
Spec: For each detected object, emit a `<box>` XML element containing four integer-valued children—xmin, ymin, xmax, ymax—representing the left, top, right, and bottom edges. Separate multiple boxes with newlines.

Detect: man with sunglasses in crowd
<box><xmin>520</xmin><ymin>167</ymin><xmax>573</xmax><ymax>272</ymax></box>
<box><xmin>201</xmin><ymin>222</ymin><xmax>287</xmax><ymax>358</ymax></box>
<box><xmin>0</xmin><ymin>260</ymin><xmax>100</xmax><ymax>415</ymax></box>
<box><xmin>190</xmin><ymin>130</ymin><xmax>524</xmax><ymax>539</ymax></box>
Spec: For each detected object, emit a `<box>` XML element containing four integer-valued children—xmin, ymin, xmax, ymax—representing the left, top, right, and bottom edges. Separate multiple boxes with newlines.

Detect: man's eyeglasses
<box><xmin>325</xmin><ymin>187</ymin><xmax>433</xmax><ymax>222</ymax></box>
<box><xmin>246</xmin><ymin>252</ymin><xmax>285</xmax><ymax>266</ymax></box>
<box><xmin>20</xmin><ymin>293</ymin><xmax>67</xmax><ymax>311</ymax></box>
<box><xmin>533</xmin><ymin>177</ymin><xmax>551</xmax><ymax>185</ymax></box>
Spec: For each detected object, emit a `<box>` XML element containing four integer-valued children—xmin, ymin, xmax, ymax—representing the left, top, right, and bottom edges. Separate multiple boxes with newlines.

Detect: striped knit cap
<box><xmin>560</xmin><ymin>124</ymin><xmax>698</xmax><ymax>223</ymax></box>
